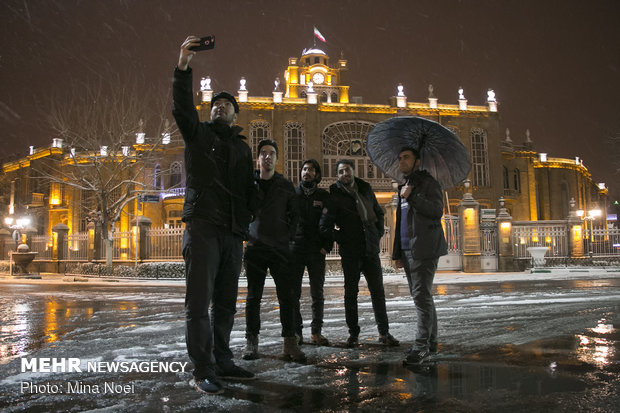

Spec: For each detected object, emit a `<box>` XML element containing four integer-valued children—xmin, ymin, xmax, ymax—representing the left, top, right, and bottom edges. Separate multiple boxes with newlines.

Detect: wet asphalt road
<box><xmin>0</xmin><ymin>275</ymin><xmax>618</xmax><ymax>412</ymax></box>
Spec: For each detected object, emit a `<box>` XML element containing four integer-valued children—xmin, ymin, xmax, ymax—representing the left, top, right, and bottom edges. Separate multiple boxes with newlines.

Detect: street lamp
<box><xmin>4</xmin><ymin>215</ymin><xmax>31</xmax><ymax>246</ymax></box>
<box><xmin>576</xmin><ymin>208</ymin><xmax>602</xmax><ymax>257</ymax></box>
<box><xmin>3</xmin><ymin>215</ymin><xmax>34</xmax><ymax>276</ymax></box>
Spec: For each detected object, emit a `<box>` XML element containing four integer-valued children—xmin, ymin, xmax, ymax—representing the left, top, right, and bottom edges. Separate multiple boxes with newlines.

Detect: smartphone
<box><xmin>190</xmin><ymin>35</ymin><xmax>215</xmax><ymax>51</ymax></box>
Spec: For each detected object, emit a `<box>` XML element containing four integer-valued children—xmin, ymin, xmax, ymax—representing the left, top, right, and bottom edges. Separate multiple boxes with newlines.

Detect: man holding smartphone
<box><xmin>173</xmin><ymin>35</ymin><xmax>257</xmax><ymax>394</ymax></box>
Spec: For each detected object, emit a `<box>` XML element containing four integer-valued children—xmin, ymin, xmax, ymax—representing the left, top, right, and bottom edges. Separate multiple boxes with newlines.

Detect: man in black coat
<box><xmin>173</xmin><ymin>36</ymin><xmax>257</xmax><ymax>394</ymax></box>
<box><xmin>291</xmin><ymin>159</ymin><xmax>333</xmax><ymax>346</ymax></box>
<box><xmin>242</xmin><ymin>140</ymin><xmax>306</xmax><ymax>362</ymax></box>
<box><xmin>392</xmin><ymin>147</ymin><xmax>448</xmax><ymax>365</ymax></box>
<box><xmin>320</xmin><ymin>159</ymin><xmax>399</xmax><ymax>347</ymax></box>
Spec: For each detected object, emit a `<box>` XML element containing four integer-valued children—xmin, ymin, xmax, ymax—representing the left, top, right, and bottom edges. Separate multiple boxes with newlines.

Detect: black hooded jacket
<box><xmin>292</xmin><ymin>183</ymin><xmax>332</xmax><ymax>255</ymax></box>
<box><xmin>247</xmin><ymin>171</ymin><xmax>298</xmax><ymax>251</ymax></box>
<box><xmin>172</xmin><ymin>68</ymin><xmax>257</xmax><ymax>237</ymax></box>
<box><xmin>292</xmin><ymin>159</ymin><xmax>332</xmax><ymax>254</ymax></box>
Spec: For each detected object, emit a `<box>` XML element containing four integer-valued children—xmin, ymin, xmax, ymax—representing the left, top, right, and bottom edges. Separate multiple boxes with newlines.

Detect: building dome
<box><xmin>301</xmin><ymin>48</ymin><xmax>327</xmax><ymax>56</ymax></box>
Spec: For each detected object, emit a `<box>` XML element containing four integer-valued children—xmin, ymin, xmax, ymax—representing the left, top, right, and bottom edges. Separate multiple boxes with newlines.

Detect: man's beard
<box><xmin>213</xmin><ymin>116</ymin><xmax>233</xmax><ymax>126</ymax></box>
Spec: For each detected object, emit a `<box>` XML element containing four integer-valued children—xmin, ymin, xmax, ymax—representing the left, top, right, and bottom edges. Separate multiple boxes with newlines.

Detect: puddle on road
<box><xmin>212</xmin><ymin>358</ymin><xmax>590</xmax><ymax>412</ymax></box>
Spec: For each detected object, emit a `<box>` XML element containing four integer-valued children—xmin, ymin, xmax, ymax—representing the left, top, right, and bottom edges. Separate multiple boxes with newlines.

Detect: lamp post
<box><xmin>576</xmin><ymin>208</ymin><xmax>602</xmax><ymax>258</ymax></box>
<box><xmin>4</xmin><ymin>215</ymin><xmax>32</xmax><ymax>248</ymax></box>
<box><xmin>4</xmin><ymin>215</ymin><xmax>33</xmax><ymax>276</ymax></box>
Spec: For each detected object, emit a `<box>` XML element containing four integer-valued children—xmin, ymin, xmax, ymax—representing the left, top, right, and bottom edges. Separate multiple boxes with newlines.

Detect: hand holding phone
<box><xmin>189</xmin><ymin>35</ymin><xmax>215</xmax><ymax>51</ymax></box>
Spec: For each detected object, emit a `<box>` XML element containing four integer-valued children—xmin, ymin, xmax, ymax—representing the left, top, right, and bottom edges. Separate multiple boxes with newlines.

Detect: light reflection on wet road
<box><xmin>0</xmin><ymin>276</ymin><xmax>618</xmax><ymax>411</ymax></box>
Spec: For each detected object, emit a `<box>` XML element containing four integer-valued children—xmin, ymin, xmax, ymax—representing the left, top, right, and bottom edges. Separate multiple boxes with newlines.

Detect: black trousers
<box><xmin>244</xmin><ymin>244</ymin><xmax>296</xmax><ymax>337</ymax></box>
<box><xmin>340</xmin><ymin>252</ymin><xmax>390</xmax><ymax>336</ymax></box>
<box><xmin>291</xmin><ymin>251</ymin><xmax>327</xmax><ymax>336</ymax></box>
<box><xmin>183</xmin><ymin>220</ymin><xmax>243</xmax><ymax>380</ymax></box>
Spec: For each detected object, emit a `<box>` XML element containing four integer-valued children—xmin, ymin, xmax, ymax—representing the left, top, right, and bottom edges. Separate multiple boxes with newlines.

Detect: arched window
<box><xmin>249</xmin><ymin>120</ymin><xmax>271</xmax><ymax>160</ymax></box>
<box><xmin>321</xmin><ymin>121</ymin><xmax>388</xmax><ymax>188</ymax></box>
<box><xmin>154</xmin><ymin>164</ymin><xmax>163</xmax><ymax>190</ymax></box>
<box><xmin>331</xmin><ymin>92</ymin><xmax>338</xmax><ymax>102</ymax></box>
<box><xmin>513</xmin><ymin>168</ymin><xmax>521</xmax><ymax>193</ymax></box>
<box><xmin>471</xmin><ymin>128</ymin><xmax>490</xmax><ymax>187</ymax></box>
<box><xmin>169</xmin><ymin>161</ymin><xmax>183</xmax><ymax>188</ymax></box>
<box><xmin>503</xmin><ymin>166</ymin><xmax>509</xmax><ymax>189</ymax></box>
<box><xmin>284</xmin><ymin>121</ymin><xmax>305</xmax><ymax>183</ymax></box>
<box><xmin>300</xmin><ymin>90</ymin><xmax>307</xmax><ymax>99</ymax></box>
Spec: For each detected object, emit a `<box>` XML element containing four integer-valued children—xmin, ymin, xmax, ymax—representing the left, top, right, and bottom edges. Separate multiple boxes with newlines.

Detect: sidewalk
<box><xmin>1</xmin><ymin>266</ymin><xmax>618</xmax><ymax>287</ymax></box>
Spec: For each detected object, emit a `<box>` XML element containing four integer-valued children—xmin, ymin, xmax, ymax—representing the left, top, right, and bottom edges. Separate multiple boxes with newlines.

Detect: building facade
<box><xmin>1</xmin><ymin>46</ymin><xmax>609</xmax><ymax>249</ymax></box>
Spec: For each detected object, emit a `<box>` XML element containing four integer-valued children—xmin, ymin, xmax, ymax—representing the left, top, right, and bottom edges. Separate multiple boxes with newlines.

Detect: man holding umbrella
<box><xmin>366</xmin><ymin>116</ymin><xmax>470</xmax><ymax>364</ymax></box>
<box><xmin>392</xmin><ymin>147</ymin><xmax>447</xmax><ymax>364</ymax></box>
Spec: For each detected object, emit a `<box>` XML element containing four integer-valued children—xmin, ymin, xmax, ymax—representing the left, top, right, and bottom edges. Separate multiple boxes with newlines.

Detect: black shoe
<box><xmin>405</xmin><ymin>349</ymin><xmax>431</xmax><ymax>364</ymax></box>
<box><xmin>190</xmin><ymin>377</ymin><xmax>224</xmax><ymax>394</ymax></box>
<box><xmin>346</xmin><ymin>335</ymin><xmax>359</xmax><ymax>347</ymax></box>
<box><xmin>378</xmin><ymin>333</ymin><xmax>400</xmax><ymax>346</ymax></box>
<box><xmin>216</xmin><ymin>364</ymin><xmax>255</xmax><ymax>381</ymax></box>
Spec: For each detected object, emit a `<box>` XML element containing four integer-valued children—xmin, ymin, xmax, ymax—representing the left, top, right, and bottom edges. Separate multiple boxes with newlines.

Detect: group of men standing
<box><xmin>173</xmin><ymin>36</ymin><xmax>446</xmax><ymax>395</ymax></box>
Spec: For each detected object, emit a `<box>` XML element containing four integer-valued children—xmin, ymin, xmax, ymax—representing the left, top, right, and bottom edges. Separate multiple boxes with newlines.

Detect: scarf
<box><xmin>341</xmin><ymin>179</ymin><xmax>377</xmax><ymax>224</ymax></box>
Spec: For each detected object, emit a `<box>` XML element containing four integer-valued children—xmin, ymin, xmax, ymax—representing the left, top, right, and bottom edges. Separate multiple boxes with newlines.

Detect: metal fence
<box><xmin>325</xmin><ymin>226</ymin><xmax>391</xmax><ymax>260</ymax></box>
<box><xmin>65</xmin><ymin>232</ymin><xmax>88</xmax><ymax>261</ymax></box>
<box><xmin>147</xmin><ymin>226</ymin><xmax>183</xmax><ymax>260</ymax></box>
<box><xmin>586</xmin><ymin>227</ymin><xmax>620</xmax><ymax>257</ymax></box>
<box><xmin>512</xmin><ymin>221</ymin><xmax>569</xmax><ymax>258</ymax></box>
<box><xmin>112</xmin><ymin>230</ymin><xmax>135</xmax><ymax>261</ymax></box>
<box><xmin>443</xmin><ymin>215</ymin><xmax>460</xmax><ymax>254</ymax></box>
<box><xmin>480</xmin><ymin>223</ymin><xmax>498</xmax><ymax>257</ymax></box>
<box><xmin>30</xmin><ymin>234</ymin><xmax>53</xmax><ymax>260</ymax></box>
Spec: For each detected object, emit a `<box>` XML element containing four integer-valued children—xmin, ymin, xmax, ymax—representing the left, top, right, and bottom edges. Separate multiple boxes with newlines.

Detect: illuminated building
<box><xmin>0</xmin><ymin>45</ymin><xmax>608</xmax><ymax>243</ymax></box>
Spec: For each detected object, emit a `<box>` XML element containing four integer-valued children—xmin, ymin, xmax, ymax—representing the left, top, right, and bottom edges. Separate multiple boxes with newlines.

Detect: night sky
<box><xmin>1</xmin><ymin>0</ymin><xmax>619</xmax><ymax>199</ymax></box>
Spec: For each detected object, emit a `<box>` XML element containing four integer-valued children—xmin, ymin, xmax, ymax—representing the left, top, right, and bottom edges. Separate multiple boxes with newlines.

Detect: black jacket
<box><xmin>292</xmin><ymin>184</ymin><xmax>332</xmax><ymax>255</ymax></box>
<box><xmin>172</xmin><ymin>68</ymin><xmax>256</xmax><ymax>237</ymax></box>
<box><xmin>392</xmin><ymin>169</ymin><xmax>448</xmax><ymax>260</ymax></box>
<box><xmin>248</xmin><ymin>171</ymin><xmax>298</xmax><ymax>251</ymax></box>
<box><xmin>320</xmin><ymin>177</ymin><xmax>384</xmax><ymax>257</ymax></box>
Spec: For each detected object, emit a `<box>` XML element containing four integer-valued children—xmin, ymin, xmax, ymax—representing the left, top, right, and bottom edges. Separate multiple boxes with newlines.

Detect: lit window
<box><xmin>321</xmin><ymin>121</ymin><xmax>387</xmax><ymax>187</ymax></box>
<box><xmin>169</xmin><ymin>161</ymin><xmax>183</xmax><ymax>188</ymax></box>
<box><xmin>154</xmin><ymin>164</ymin><xmax>163</xmax><ymax>190</ymax></box>
<box><xmin>284</xmin><ymin>122</ymin><xmax>305</xmax><ymax>184</ymax></box>
<box><xmin>49</xmin><ymin>182</ymin><xmax>62</xmax><ymax>206</ymax></box>
<box><xmin>249</xmin><ymin>121</ymin><xmax>272</xmax><ymax>160</ymax></box>
<box><xmin>471</xmin><ymin>128</ymin><xmax>490</xmax><ymax>187</ymax></box>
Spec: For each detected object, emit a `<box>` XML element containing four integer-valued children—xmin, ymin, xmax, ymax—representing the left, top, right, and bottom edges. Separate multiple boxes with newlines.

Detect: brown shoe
<box><xmin>282</xmin><ymin>336</ymin><xmax>307</xmax><ymax>362</ymax></box>
<box><xmin>242</xmin><ymin>334</ymin><xmax>259</xmax><ymax>360</ymax></box>
<box><xmin>311</xmin><ymin>333</ymin><xmax>330</xmax><ymax>346</ymax></box>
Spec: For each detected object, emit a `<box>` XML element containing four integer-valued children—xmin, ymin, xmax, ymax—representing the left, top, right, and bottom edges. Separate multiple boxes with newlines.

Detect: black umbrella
<box><xmin>366</xmin><ymin>116</ymin><xmax>471</xmax><ymax>188</ymax></box>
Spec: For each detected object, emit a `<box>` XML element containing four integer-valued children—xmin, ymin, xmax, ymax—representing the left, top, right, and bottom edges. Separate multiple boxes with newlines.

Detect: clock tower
<box><xmin>284</xmin><ymin>47</ymin><xmax>349</xmax><ymax>103</ymax></box>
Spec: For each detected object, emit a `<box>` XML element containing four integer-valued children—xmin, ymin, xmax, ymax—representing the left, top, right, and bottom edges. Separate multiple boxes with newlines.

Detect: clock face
<box><xmin>312</xmin><ymin>72</ymin><xmax>325</xmax><ymax>85</ymax></box>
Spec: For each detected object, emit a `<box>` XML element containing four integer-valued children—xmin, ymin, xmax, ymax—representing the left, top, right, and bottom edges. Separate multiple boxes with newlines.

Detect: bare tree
<box><xmin>38</xmin><ymin>73</ymin><xmax>179</xmax><ymax>265</ymax></box>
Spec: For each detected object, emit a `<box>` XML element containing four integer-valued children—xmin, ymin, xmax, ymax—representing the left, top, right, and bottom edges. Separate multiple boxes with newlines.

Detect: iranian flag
<box><xmin>313</xmin><ymin>27</ymin><xmax>326</xmax><ymax>43</ymax></box>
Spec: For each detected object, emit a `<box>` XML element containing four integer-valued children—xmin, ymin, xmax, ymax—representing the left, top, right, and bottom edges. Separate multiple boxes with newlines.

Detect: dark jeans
<box><xmin>244</xmin><ymin>244</ymin><xmax>296</xmax><ymax>337</ymax></box>
<box><xmin>402</xmin><ymin>250</ymin><xmax>438</xmax><ymax>351</ymax></box>
<box><xmin>340</xmin><ymin>252</ymin><xmax>390</xmax><ymax>336</ymax></box>
<box><xmin>291</xmin><ymin>251</ymin><xmax>327</xmax><ymax>336</ymax></box>
<box><xmin>183</xmin><ymin>220</ymin><xmax>243</xmax><ymax>380</ymax></box>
